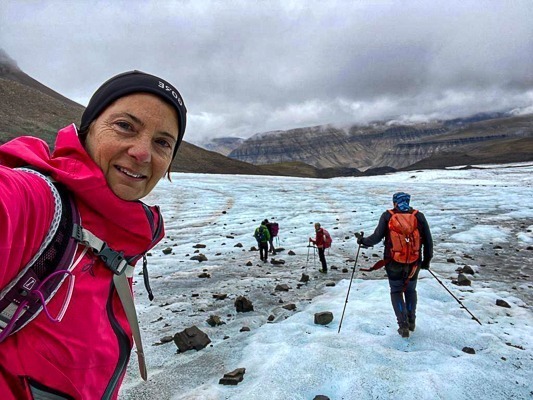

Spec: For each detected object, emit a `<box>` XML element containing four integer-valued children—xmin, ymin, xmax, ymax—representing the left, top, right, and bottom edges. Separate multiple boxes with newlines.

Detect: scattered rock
<box><xmin>283</xmin><ymin>303</ymin><xmax>297</xmax><ymax>311</ymax></box>
<box><xmin>493</xmin><ymin>245</ymin><xmax>503</xmax><ymax>249</ymax></box>
<box><xmin>240</xmin><ymin>326</ymin><xmax>251</xmax><ymax>332</ymax></box>
<box><xmin>206</xmin><ymin>315</ymin><xmax>225</xmax><ymax>326</ymax></box>
<box><xmin>457</xmin><ymin>265</ymin><xmax>475</xmax><ymax>275</ymax></box>
<box><xmin>342</xmin><ymin>268</ymin><xmax>349</xmax><ymax>273</ymax></box>
<box><xmin>267</xmin><ymin>314</ymin><xmax>275</xmax><ymax>322</ymax></box>
<box><xmin>313</xmin><ymin>396</ymin><xmax>330</xmax><ymax>400</ymax></box>
<box><xmin>219</xmin><ymin>368</ymin><xmax>246</xmax><ymax>385</ymax></box>
<box><xmin>246</xmin><ymin>261</ymin><xmax>253</xmax><ymax>266</ymax></box>
<box><xmin>162</xmin><ymin>247</ymin><xmax>172</xmax><ymax>255</ymax></box>
<box><xmin>447</xmin><ymin>258</ymin><xmax>456</xmax><ymax>263</ymax></box>
<box><xmin>213</xmin><ymin>293</ymin><xmax>228</xmax><ymax>300</ymax></box>
<box><xmin>496</xmin><ymin>299</ymin><xmax>511</xmax><ymax>308</ymax></box>
<box><xmin>325</xmin><ymin>282</ymin><xmax>336</xmax><ymax>287</ymax></box>
<box><xmin>226</xmin><ymin>235</ymin><xmax>235</xmax><ymax>239</ymax></box>
<box><xmin>191</xmin><ymin>254</ymin><xmax>208</xmax><ymax>262</ymax></box>
<box><xmin>159</xmin><ymin>335</ymin><xmax>174</xmax><ymax>344</ymax></box>
<box><xmin>235</xmin><ymin>296</ymin><xmax>254</xmax><ymax>312</ymax></box>
<box><xmin>300</xmin><ymin>273</ymin><xmax>310</xmax><ymax>283</ymax></box>
<box><xmin>234</xmin><ymin>243</ymin><xmax>243</xmax><ymax>248</ymax></box>
<box><xmin>250</xmin><ymin>246</ymin><xmax>258</xmax><ymax>251</ymax></box>
<box><xmin>193</xmin><ymin>244</ymin><xmax>207</xmax><ymax>248</ymax></box>
<box><xmin>271</xmin><ymin>259</ymin><xmax>285</xmax><ymax>265</ymax></box>
<box><xmin>173</xmin><ymin>326</ymin><xmax>211</xmax><ymax>353</ymax></box>
<box><xmin>275</xmin><ymin>284</ymin><xmax>291</xmax><ymax>292</ymax></box>
<box><xmin>453</xmin><ymin>273</ymin><xmax>471</xmax><ymax>286</ymax></box>
<box><xmin>198</xmin><ymin>272</ymin><xmax>211</xmax><ymax>278</ymax></box>
<box><xmin>462</xmin><ymin>347</ymin><xmax>476</xmax><ymax>354</ymax></box>
<box><xmin>288</xmin><ymin>250</ymin><xmax>296</xmax><ymax>256</ymax></box>
<box><xmin>314</xmin><ymin>311</ymin><xmax>334</xmax><ymax>325</ymax></box>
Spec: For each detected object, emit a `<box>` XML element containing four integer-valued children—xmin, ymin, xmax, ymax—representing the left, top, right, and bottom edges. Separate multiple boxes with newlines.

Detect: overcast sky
<box><xmin>1</xmin><ymin>0</ymin><xmax>532</xmax><ymax>144</ymax></box>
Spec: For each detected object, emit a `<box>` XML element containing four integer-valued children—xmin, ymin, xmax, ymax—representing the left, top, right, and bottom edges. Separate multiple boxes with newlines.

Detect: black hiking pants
<box><xmin>259</xmin><ymin>242</ymin><xmax>269</xmax><ymax>261</ymax></box>
<box><xmin>268</xmin><ymin>238</ymin><xmax>275</xmax><ymax>254</ymax></box>
<box><xmin>318</xmin><ymin>247</ymin><xmax>327</xmax><ymax>271</ymax></box>
<box><xmin>385</xmin><ymin>261</ymin><xmax>420</xmax><ymax>328</ymax></box>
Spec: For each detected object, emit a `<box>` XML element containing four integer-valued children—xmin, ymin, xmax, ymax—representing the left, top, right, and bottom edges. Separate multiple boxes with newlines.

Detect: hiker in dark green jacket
<box><xmin>254</xmin><ymin>222</ymin><xmax>271</xmax><ymax>262</ymax></box>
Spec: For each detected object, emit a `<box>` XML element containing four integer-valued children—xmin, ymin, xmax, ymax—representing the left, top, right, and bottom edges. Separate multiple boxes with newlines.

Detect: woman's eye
<box><xmin>156</xmin><ymin>138</ymin><xmax>172</xmax><ymax>149</ymax></box>
<box><xmin>115</xmin><ymin>121</ymin><xmax>133</xmax><ymax>131</ymax></box>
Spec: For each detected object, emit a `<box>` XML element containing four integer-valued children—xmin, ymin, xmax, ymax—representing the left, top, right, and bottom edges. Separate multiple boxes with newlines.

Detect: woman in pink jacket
<box><xmin>0</xmin><ymin>71</ymin><xmax>186</xmax><ymax>399</ymax></box>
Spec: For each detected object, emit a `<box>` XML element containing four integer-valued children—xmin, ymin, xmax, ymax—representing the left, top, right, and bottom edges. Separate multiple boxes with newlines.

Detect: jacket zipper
<box><xmin>102</xmin><ymin>279</ymin><xmax>131</xmax><ymax>400</ymax></box>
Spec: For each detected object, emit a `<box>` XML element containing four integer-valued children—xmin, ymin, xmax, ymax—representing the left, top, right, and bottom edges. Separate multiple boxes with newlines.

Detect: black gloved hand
<box><xmin>354</xmin><ymin>231</ymin><xmax>364</xmax><ymax>245</ymax></box>
<box><xmin>420</xmin><ymin>260</ymin><xmax>430</xmax><ymax>270</ymax></box>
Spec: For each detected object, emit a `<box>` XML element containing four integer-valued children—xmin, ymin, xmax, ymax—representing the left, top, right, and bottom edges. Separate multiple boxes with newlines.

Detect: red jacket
<box><xmin>310</xmin><ymin>228</ymin><xmax>327</xmax><ymax>248</ymax></box>
<box><xmin>0</xmin><ymin>125</ymin><xmax>164</xmax><ymax>399</ymax></box>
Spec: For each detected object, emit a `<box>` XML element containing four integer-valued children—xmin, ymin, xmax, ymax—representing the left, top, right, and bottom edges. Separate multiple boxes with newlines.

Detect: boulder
<box><xmin>173</xmin><ymin>326</ymin><xmax>211</xmax><ymax>353</ymax></box>
<box><xmin>219</xmin><ymin>368</ymin><xmax>246</xmax><ymax>385</ymax></box>
<box><xmin>300</xmin><ymin>273</ymin><xmax>310</xmax><ymax>283</ymax></box>
<box><xmin>496</xmin><ymin>299</ymin><xmax>511</xmax><ymax>308</ymax></box>
<box><xmin>275</xmin><ymin>284</ymin><xmax>291</xmax><ymax>292</ymax></box>
<box><xmin>314</xmin><ymin>311</ymin><xmax>334</xmax><ymax>325</ymax></box>
<box><xmin>283</xmin><ymin>303</ymin><xmax>297</xmax><ymax>311</ymax></box>
<box><xmin>191</xmin><ymin>254</ymin><xmax>208</xmax><ymax>262</ymax></box>
<box><xmin>453</xmin><ymin>273</ymin><xmax>471</xmax><ymax>286</ymax></box>
<box><xmin>235</xmin><ymin>296</ymin><xmax>254</xmax><ymax>312</ymax></box>
<box><xmin>206</xmin><ymin>315</ymin><xmax>225</xmax><ymax>326</ymax></box>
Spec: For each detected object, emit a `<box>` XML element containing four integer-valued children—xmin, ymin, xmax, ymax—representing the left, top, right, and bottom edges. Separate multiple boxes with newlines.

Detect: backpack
<box><xmin>323</xmin><ymin>229</ymin><xmax>332</xmax><ymax>249</ymax></box>
<box><xmin>269</xmin><ymin>222</ymin><xmax>279</xmax><ymax>237</ymax></box>
<box><xmin>0</xmin><ymin>169</ymin><xmax>80</xmax><ymax>343</ymax></box>
<box><xmin>387</xmin><ymin>209</ymin><xmax>420</xmax><ymax>264</ymax></box>
<box><xmin>255</xmin><ymin>226</ymin><xmax>267</xmax><ymax>242</ymax></box>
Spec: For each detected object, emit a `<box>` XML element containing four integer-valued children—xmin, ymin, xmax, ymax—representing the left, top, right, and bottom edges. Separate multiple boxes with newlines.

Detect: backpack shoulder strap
<box><xmin>0</xmin><ymin>169</ymin><xmax>80</xmax><ymax>341</ymax></box>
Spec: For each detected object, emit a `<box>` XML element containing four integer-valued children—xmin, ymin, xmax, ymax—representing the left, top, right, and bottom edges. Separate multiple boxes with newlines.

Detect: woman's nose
<box><xmin>128</xmin><ymin>138</ymin><xmax>151</xmax><ymax>163</ymax></box>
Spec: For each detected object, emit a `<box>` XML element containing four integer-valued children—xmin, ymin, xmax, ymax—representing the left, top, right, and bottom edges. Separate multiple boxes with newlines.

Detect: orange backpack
<box><xmin>387</xmin><ymin>209</ymin><xmax>420</xmax><ymax>264</ymax></box>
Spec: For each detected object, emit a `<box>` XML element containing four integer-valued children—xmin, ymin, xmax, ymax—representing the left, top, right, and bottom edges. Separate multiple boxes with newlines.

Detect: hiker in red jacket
<box><xmin>309</xmin><ymin>222</ymin><xmax>330</xmax><ymax>273</ymax></box>
<box><xmin>0</xmin><ymin>71</ymin><xmax>186</xmax><ymax>399</ymax></box>
<box><xmin>356</xmin><ymin>192</ymin><xmax>433</xmax><ymax>338</ymax></box>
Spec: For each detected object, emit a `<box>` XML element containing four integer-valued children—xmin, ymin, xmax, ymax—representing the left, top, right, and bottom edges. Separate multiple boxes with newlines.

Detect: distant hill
<box><xmin>227</xmin><ymin>113</ymin><xmax>533</xmax><ymax>170</ymax></box>
<box><xmin>200</xmin><ymin>136</ymin><xmax>245</xmax><ymax>156</ymax></box>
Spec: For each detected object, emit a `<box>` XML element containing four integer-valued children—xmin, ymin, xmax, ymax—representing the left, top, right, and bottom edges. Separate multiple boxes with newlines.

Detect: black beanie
<box><xmin>80</xmin><ymin>70</ymin><xmax>187</xmax><ymax>159</ymax></box>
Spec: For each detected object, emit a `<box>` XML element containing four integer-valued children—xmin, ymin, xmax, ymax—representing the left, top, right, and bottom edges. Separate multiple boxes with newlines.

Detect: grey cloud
<box><xmin>1</xmin><ymin>0</ymin><xmax>532</xmax><ymax>144</ymax></box>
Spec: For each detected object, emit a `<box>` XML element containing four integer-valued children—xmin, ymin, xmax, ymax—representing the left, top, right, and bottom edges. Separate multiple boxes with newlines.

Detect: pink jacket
<box><xmin>0</xmin><ymin>125</ymin><xmax>165</xmax><ymax>399</ymax></box>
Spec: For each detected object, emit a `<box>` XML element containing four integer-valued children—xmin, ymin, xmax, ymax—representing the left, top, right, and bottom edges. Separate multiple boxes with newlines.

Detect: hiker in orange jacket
<box><xmin>0</xmin><ymin>71</ymin><xmax>186</xmax><ymax>399</ymax></box>
<box><xmin>356</xmin><ymin>192</ymin><xmax>433</xmax><ymax>338</ymax></box>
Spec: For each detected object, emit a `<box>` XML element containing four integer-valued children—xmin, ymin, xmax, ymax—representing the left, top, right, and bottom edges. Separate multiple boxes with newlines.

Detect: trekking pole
<box><xmin>428</xmin><ymin>269</ymin><xmax>482</xmax><ymax>325</ymax></box>
<box><xmin>305</xmin><ymin>244</ymin><xmax>311</xmax><ymax>272</ymax></box>
<box><xmin>338</xmin><ymin>232</ymin><xmax>363</xmax><ymax>334</ymax></box>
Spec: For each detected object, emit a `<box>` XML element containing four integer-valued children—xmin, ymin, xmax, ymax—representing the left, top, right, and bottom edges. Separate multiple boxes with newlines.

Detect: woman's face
<box><xmin>85</xmin><ymin>93</ymin><xmax>179</xmax><ymax>201</ymax></box>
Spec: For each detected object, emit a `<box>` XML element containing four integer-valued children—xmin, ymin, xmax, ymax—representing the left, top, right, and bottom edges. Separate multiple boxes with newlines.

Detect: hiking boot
<box><xmin>408</xmin><ymin>320</ymin><xmax>416</xmax><ymax>332</ymax></box>
<box><xmin>397</xmin><ymin>325</ymin><xmax>410</xmax><ymax>338</ymax></box>
<box><xmin>319</xmin><ymin>269</ymin><xmax>327</xmax><ymax>274</ymax></box>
